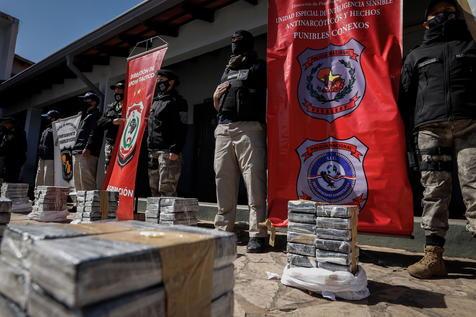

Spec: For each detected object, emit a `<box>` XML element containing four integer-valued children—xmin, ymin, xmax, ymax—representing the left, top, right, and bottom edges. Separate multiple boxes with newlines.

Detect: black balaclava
<box><xmin>231</xmin><ymin>30</ymin><xmax>254</xmax><ymax>56</ymax></box>
<box><xmin>114</xmin><ymin>92</ymin><xmax>123</xmax><ymax>102</ymax></box>
<box><xmin>156</xmin><ymin>79</ymin><xmax>170</xmax><ymax>96</ymax></box>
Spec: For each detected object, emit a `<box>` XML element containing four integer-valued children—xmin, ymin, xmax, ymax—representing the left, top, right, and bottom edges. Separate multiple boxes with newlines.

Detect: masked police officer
<box><xmin>400</xmin><ymin>0</ymin><xmax>476</xmax><ymax>279</ymax></box>
<box><xmin>212</xmin><ymin>30</ymin><xmax>268</xmax><ymax>253</ymax></box>
<box><xmin>72</xmin><ymin>92</ymin><xmax>102</xmax><ymax>191</ymax></box>
<box><xmin>0</xmin><ymin>117</ymin><xmax>27</xmax><ymax>183</ymax></box>
<box><xmin>147</xmin><ymin>69</ymin><xmax>187</xmax><ymax>197</ymax></box>
<box><xmin>96</xmin><ymin>80</ymin><xmax>125</xmax><ymax>171</ymax></box>
<box><xmin>36</xmin><ymin>110</ymin><xmax>61</xmax><ymax>187</ymax></box>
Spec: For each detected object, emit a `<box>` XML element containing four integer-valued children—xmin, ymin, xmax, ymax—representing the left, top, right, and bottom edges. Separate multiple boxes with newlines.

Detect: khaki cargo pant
<box><xmin>214</xmin><ymin>121</ymin><xmax>267</xmax><ymax>238</ymax></box>
<box><xmin>73</xmin><ymin>154</ymin><xmax>98</xmax><ymax>191</ymax></box>
<box><xmin>418</xmin><ymin>119</ymin><xmax>476</xmax><ymax>237</ymax></box>
<box><xmin>35</xmin><ymin>159</ymin><xmax>54</xmax><ymax>187</ymax></box>
<box><xmin>148</xmin><ymin>151</ymin><xmax>182</xmax><ymax>197</ymax></box>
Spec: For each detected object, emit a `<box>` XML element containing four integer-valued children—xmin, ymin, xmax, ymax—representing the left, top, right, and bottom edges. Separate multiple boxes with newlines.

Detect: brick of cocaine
<box><xmin>27</xmin><ymin>284</ymin><xmax>166</xmax><ymax>317</ymax></box>
<box><xmin>159</xmin><ymin>211</ymin><xmax>198</xmax><ymax>221</ymax></box>
<box><xmin>287</xmin><ymin>242</ymin><xmax>316</xmax><ymax>257</ymax></box>
<box><xmin>317</xmin><ymin>261</ymin><xmax>353</xmax><ymax>273</ymax></box>
<box><xmin>147</xmin><ymin>197</ymin><xmax>198</xmax><ymax>207</ymax></box>
<box><xmin>316</xmin><ymin>217</ymin><xmax>352</xmax><ymax>230</ymax></box>
<box><xmin>316</xmin><ymin>205</ymin><xmax>357</xmax><ymax>218</ymax></box>
<box><xmin>0</xmin><ymin>294</ymin><xmax>26</xmax><ymax>317</ymax></box>
<box><xmin>288</xmin><ymin>200</ymin><xmax>318</xmax><ymax>214</ymax></box>
<box><xmin>76</xmin><ymin>190</ymin><xmax>119</xmax><ymax>200</ymax></box>
<box><xmin>315</xmin><ymin>238</ymin><xmax>352</xmax><ymax>253</ymax></box>
<box><xmin>287</xmin><ymin>231</ymin><xmax>316</xmax><ymax>245</ymax></box>
<box><xmin>0</xmin><ymin>212</ymin><xmax>11</xmax><ymax>224</ymax></box>
<box><xmin>315</xmin><ymin>249</ymin><xmax>355</xmax><ymax>266</ymax></box>
<box><xmin>288</xmin><ymin>212</ymin><xmax>316</xmax><ymax>224</ymax></box>
<box><xmin>316</xmin><ymin>228</ymin><xmax>352</xmax><ymax>241</ymax></box>
<box><xmin>0</xmin><ymin>259</ymin><xmax>29</xmax><ymax>309</ymax></box>
<box><xmin>212</xmin><ymin>265</ymin><xmax>234</xmax><ymax>300</ymax></box>
<box><xmin>0</xmin><ymin>197</ymin><xmax>12</xmax><ymax>213</ymax></box>
<box><xmin>0</xmin><ymin>223</ymin><xmax>132</xmax><ymax>267</ymax></box>
<box><xmin>211</xmin><ymin>292</ymin><xmax>234</xmax><ymax>317</ymax></box>
<box><xmin>288</xmin><ymin>222</ymin><xmax>316</xmax><ymax>234</ymax></box>
<box><xmin>287</xmin><ymin>254</ymin><xmax>317</xmax><ymax>268</ymax></box>
<box><xmin>116</xmin><ymin>221</ymin><xmax>237</xmax><ymax>269</ymax></box>
<box><xmin>27</xmin><ymin>226</ymin><xmax>236</xmax><ymax>307</ymax></box>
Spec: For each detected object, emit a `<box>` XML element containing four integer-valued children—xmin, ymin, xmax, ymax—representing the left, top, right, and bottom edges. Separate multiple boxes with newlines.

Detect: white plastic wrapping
<box><xmin>281</xmin><ymin>265</ymin><xmax>370</xmax><ymax>301</ymax></box>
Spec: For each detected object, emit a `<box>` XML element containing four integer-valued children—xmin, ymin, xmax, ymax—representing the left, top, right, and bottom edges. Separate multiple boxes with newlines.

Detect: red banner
<box><xmin>267</xmin><ymin>1</ymin><xmax>413</xmax><ymax>235</ymax></box>
<box><xmin>105</xmin><ymin>46</ymin><xmax>167</xmax><ymax>220</ymax></box>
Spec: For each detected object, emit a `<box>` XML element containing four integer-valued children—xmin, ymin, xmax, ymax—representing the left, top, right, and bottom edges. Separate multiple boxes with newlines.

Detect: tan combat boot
<box><xmin>407</xmin><ymin>246</ymin><xmax>447</xmax><ymax>279</ymax></box>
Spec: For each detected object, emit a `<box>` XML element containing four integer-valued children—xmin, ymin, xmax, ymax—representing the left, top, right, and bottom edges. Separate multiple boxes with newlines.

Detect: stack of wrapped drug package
<box><xmin>145</xmin><ymin>197</ymin><xmax>199</xmax><ymax>226</ymax></box>
<box><xmin>1</xmin><ymin>183</ymin><xmax>32</xmax><ymax>214</ymax></box>
<box><xmin>0</xmin><ymin>198</ymin><xmax>12</xmax><ymax>243</ymax></box>
<box><xmin>0</xmin><ymin>220</ymin><xmax>236</xmax><ymax>316</ymax></box>
<box><xmin>72</xmin><ymin>190</ymin><xmax>118</xmax><ymax>223</ymax></box>
<box><xmin>28</xmin><ymin>186</ymin><xmax>70</xmax><ymax>222</ymax></box>
<box><xmin>286</xmin><ymin>200</ymin><xmax>318</xmax><ymax>268</ymax></box>
<box><xmin>282</xmin><ymin>200</ymin><xmax>369</xmax><ymax>300</ymax></box>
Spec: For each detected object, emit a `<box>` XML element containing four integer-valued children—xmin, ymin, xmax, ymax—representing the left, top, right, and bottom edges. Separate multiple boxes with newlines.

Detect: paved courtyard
<box><xmin>234</xmin><ymin>243</ymin><xmax>476</xmax><ymax>316</ymax></box>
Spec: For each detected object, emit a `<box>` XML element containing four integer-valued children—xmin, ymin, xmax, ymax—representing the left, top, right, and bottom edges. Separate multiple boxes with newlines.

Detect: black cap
<box><xmin>425</xmin><ymin>0</ymin><xmax>457</xmax><ymax>19</ymax></box>
<box><xmin>41</xmin><ymin>110</ymin><xmax>61</xmax><ymax>120</ymax></box>
<box><xmin>110</xmin><ymin>80</ymin><xmax>125</xmax><ymax>90</ymax></box>
<box><xmin>78</xmin><ymin>92</ymin><xmax>100</xmax><ymax>103</ymax></box>
<box><xmin>156</xmin><ymin>69</ymin><xmax>179</xmax><ymax>85</ymax></box>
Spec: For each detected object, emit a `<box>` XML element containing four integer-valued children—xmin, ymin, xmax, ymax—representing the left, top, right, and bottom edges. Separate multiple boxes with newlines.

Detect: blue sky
<box><xmin>0</xmin><ymin>0</ymin><xmax>143</xmax><ymax>62</ymax></box>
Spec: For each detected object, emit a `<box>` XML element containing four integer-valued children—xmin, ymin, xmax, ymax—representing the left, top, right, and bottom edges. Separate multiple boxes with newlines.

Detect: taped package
<box><xmin>0</xmin><ymin>221</ymin><xmax>236</xmax><ymax>317</ymax></box>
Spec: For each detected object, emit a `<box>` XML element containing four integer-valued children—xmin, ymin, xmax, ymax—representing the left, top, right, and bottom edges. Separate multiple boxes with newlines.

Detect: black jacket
<box><xmin>147</xmin><ymin>91</ymin><xmax>187</xmax><ymax>154</ymax></box>
<box><xmin>0</xmin><ymin>126</ymin><xmax>27</xmax><ymax>166</ymax></box>
<box><xmin>72</xmin><ymin>107</ymin><xmax>102</xmax><ymax>156</ymax></box>
<box><xmin>38</xmin><ymin>126</ymin><xmax>54</xmax><ymax>160</ymax></box>
<box><xmin>400</xmin><ymin>20</ymin><xmax>476</xmax><ymax>129</ymax></box>
<box><xmin>97</xmin><ymin>100</ymin><xmax>123</xmax><ymax>144</ymax></box>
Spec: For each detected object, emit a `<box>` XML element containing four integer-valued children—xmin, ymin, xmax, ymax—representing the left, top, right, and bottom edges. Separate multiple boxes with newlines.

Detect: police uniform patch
<box><xmin>297</xmin><ymin>39</ymin><xmax>366</xmax><ymax>122</ymax></box>
<box><xmin>117</xmin><ymin>101</ymin><xmax>143</xmax><ymax>167</ymax></box>
<box><xmin>296</xmin><ymin>137</ymin><xmax>368</xmax><ymax>209</ymax></box>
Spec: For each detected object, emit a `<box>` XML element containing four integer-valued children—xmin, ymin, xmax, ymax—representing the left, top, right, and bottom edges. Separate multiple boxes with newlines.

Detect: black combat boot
<box><xmin>246</xmin><ymin>237</ymin><xmax>267</xmax><ymax>253</ymax></box>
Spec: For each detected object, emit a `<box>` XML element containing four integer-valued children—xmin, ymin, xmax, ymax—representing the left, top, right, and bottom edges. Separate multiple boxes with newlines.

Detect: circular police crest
<box><xmin>308</xmin><ymin>152</ymin><xmax>356</xmax><ymax>203</ymax></box>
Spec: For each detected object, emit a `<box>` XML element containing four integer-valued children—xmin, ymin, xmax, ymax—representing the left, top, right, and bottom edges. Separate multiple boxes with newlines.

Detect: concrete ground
<box><xmin>233</xmin><ymin>243</ymin><xmax>476</xmax><ymax>316</ymax></box>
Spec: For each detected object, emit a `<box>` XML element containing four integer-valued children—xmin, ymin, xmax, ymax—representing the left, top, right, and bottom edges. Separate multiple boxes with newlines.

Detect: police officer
<box><xmin>400</xmin><ymin>0</ymin><xmax>476</xmax><ymax>279</ymax></box>
<box><xmin>0</xmin><ymin>117</ymin><xmax>27</xmax><ymax>183</ymax></box>
<box><xmin>212</xmin><ymin>30</ymin><xmax>268</xmax><ymax>253</ymax></box>
<box><xmin>35</xmin><ymin>110</ymin><xmax>61</xmax><ymax>187</ymax></box>
<box><xmin>147</xmin><ymin>69</ymin><xmax>187</xmax><ymax>197</ymax></box>
<box><xmin>96</xmin><ymin>80</ymin><xmax>125</xmax><ymax>171</ymax></box>
<box><xmin>72</xmin><ymin>92</ymin><xmax>102</xmax><ymax>191</ymax></box>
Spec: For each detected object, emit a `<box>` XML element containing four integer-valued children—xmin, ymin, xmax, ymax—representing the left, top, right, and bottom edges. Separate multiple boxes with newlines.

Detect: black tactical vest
<box><xmin>218</xmin><ymin>64</ymin><xmax>263</xmax><ymax>122</ymax></box>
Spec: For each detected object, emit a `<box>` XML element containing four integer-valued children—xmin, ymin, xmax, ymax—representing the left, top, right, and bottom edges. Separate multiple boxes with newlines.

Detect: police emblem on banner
<box><xmin>297</xmin><ymin>39</ymin><xmax>366</xmax><ymax>122</ymax></box>
<box><xmin>296</xmin><ymin>137</ymin><xmax>368</xmax><ymax>209</ymax></box>
<box><xmin>118</xmin><ymin>101</ymin><xmax>143</xmax><ymax>167</ymax></box>
<box><xmin>60</xmin><ymin>149</ymin><xmax>73</xmax><ymax>181</ymax></box>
